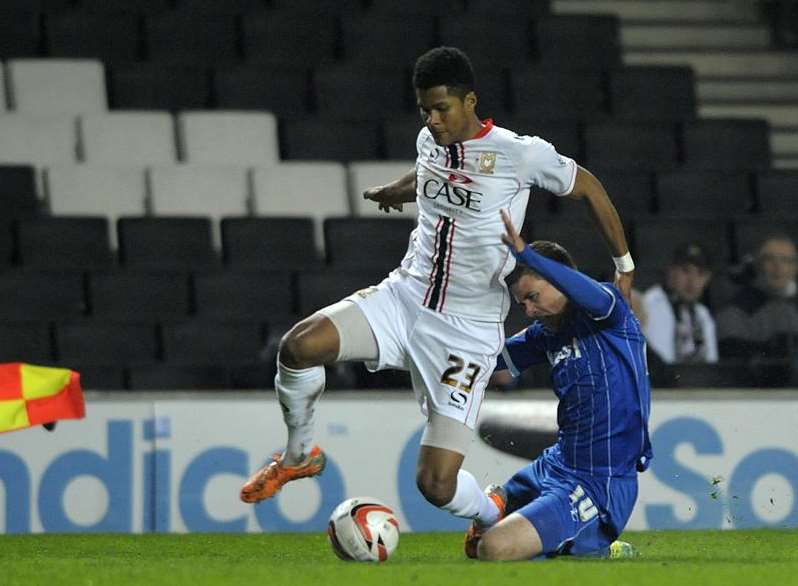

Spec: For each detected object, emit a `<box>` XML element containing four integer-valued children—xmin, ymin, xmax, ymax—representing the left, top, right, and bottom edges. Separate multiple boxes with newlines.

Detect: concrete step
<box><xmin>622</xmin><ymin>22</ymin><xmax>771</xmax><ymax>50</ymax></box>
<box><xmin>699</xmin><ymin>103</ymin><xmax>798</xmax><ymax>127</ymax></box>
<box><xmin>553</xmin><ymin>0</ymin><xmax>762</xmax><ymax>22</ymax></box>
<box><xmin>771</xmin><ymin>128</ymin><xmax>798</xmax><ymax>155</ymax></box>
<box><xmin>625</xmin><ymin>51</ymin><xmax>798</xmax><ymax>77</ymax></box>
<box><xmin>698</xmin><ymin>78</ymin><xmax>798</xmax><ymax>102</ymax></box>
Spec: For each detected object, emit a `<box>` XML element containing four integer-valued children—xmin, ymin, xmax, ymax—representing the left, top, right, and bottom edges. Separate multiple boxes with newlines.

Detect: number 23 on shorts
<box><xmin>440</xmin><ymin>353</ymin><xmax>482</xmax><ymax>404</ymax></box>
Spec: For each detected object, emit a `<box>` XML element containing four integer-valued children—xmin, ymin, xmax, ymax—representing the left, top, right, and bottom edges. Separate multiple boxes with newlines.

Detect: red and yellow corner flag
<box><xmin>0</xmin><ymin>363</ymin><xmax>84</xmax><ymax>434</ymax></box>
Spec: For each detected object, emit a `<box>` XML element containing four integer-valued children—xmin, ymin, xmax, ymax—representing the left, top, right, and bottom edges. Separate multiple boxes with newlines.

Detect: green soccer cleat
<box><xmin>608</xmin><ymin>540</ymin><xmax>639</xmax><ymax>559</ymax></box>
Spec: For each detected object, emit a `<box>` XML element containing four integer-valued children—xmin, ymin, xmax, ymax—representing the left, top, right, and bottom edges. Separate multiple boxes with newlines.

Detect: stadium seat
<box><xmin>510</xmin><ymin>69</ymin><xmax>605</xmax><ymax>120</ymax></box>
<box><xmin>161</xmin><ymin>320</ymin><xmax>265</xmax><ymax>365</ymax></box>
<box><xmin>242</xmin><ymin>12</ymin><xmax>338</xmax><ymax>68</ymax></box>
<box><xmin>756</xmin><ymin>171</ymin><xmax>798</xmax><ymax>215</ymax></box>
<box><xmin>220</xmin><ymin>217</ymin><xmax>322</xmax><ymax>271</ymax></box>
<box><xmin>177</xmin><ymin>111</ymin><xmax>279</xmax><ymax>166</ymax></box>
<box><xmin>148</xmin><ymin>165</ymin><xmax>250</xmax><ymax>247</ymax></box>
<box><xmin>0</xmin><ymin>67</ymin><xmax>6</xmax><ymax>112</ymax></box>
<box><xmin>633</xmin><ymin>218</ymin><xmax>732</xmax><ymax>271</ymax></box>
<box><xmin>44</xmin><ymin>165</ymin><xmax>148</xmax><ymax>247</ymax></box>
<box><xmin>175</xmin><ymin>0</ymin><xmax>265</xmax><ymax>13</ymax></box>
<box><xmin>55</xmin><ymin>320</ymin><xmax>158</xmax><ymax>366</ymax></box>
<box><xmin>0</xmin><ymin>321</ymin><xmax>53</xmax><ymax>362</ymax></box>
<box><xmin>580</xmin><ymin>168</ymin><xmax>655</xmax><ymax>219</ymax></box>
<box><xmin>384</xmin><ymin>115</ymin><xmax>425</xmax><ymax>160</ymax></box>
<box><xmin>16</xmin><ymin>216</ymin><xmax>113</xmax><ymax>269</ymax></box>
<box><xmin>340</xmin><ymin>16</ymin><xmax>435</xmax><ymax>67</ymax></box>
<box><xmin>144</xmin><ymin>12</ymin><xmax>240</xmax><ymax>65</ymax></box>
<box><xmin>118</xmin><ymin>217</ymin><xmax>217</xmax><ymax>269</ymax></box>
<box><xmin>324</xmin><ymin>218</ymin><xmax>414</xmax><ymax>272</ymax></box>
<box><xmin>501</xmin><ymin>118</ymin><xmax>581</xmax><ymax>160</ymax></box>
<box><xmin>68</xmin><ymin>365</ymin><xmax>127</xmax><ymax>390</ymax></box>
<box><xmin>281</xmin><ymin>119</ymin><xmax>381</xmax><ymax>162</ymax></box>
<box><xmin>74</xmin><ymin>0</ymin><xmax>172</xmax><ymax>13</ymax></box>
<box><xmin>269</xmin><ymin>0</ymin><xmax>361</xmax><ymax>14</ymax></box>
<box><xmin>585</xmin><ymin>122</ymin><xmax>677</xmax><ymax>171</ymax></box>
<box><xmin>128</xmin><ymin>365</ymin><xmax>231</xmax><ymax>390</ymax></box>
<box><xmin>440</xmin><ymin>17</ymin><xmax>533</xmax><ymax>69</ymax></box>
<box><xmin>465</xmin><ymin>0</ymin><xmax>550</xmax><ymax>17</ymax></box>
<box><xmin>655</xmin><ymin>171</ymin><xmax>754</xmax><ymax>216</ymax></box>
<box><xmin>608</xmin><ymin>66</ymin><xmax>696</xmax><ymax>122</ymax></box>
<box><xmin>0</xmin><ymin>165</ymin><xmax>39</xmax><ymax>215</ymax></box>
<box><xmin>366</xmin><ymin>0</ymin><xmax>462</xmax><ymax>16</ymax></box>
<box><xmin>0</xmin><ymin>271</ymin><xmax>86</xmax><ymax>319</ymax></box>
<box><xmin>193</xmin><ymin>270</ymin><xmax>295</xmax><ymax>320</ymax></box>
<box><xmin>733</xmin><ymin>217</ymin><xmax>798</xmax><ymax>260</ymax></box>
<box><xmin>0</xmin><ymin>221</ymin><xmax>16</xmax><ymax>267</ymax></box>
<box><xmin>6</xmin><ymin>59</ymin><xmax>107</xmax><ymax>115</ymax></box>
<box><xmin>88</xmin><ymin>270</ymin><xmax>191</xmax><ymax>319</ymax></box>
<box><xmin>534</xmin><ymin>15</ymin><xmax>621</xmax><ymax>69</ymax></box>
<box><xmin>297</xmin><ymin>269</ymin><xmax>387</xmax><ymax>315</ymax></box>
<box><xmin>525</xmin><ymin>219</ymin><xmax>616</xmax><ymax>276</ymax></box>
<box><xmin>213</xmin><ymin>66</ymin><xmax>310</xmax><ymax>117</ymax></box>
<box><xmin>251</xmin><ymin>163</ymin><xmax>349</xmax><ymax>253</ymax></box>
<box><xmin>682</xmin><ymin>119</ymin><xmax>770</xmax><ymax>171</ymax></box>
<box><xmin>0</xmin><ymin>9</ymin><xmax>41</xmax><ymax>60</ymax></box>
<box><xmin>314</xmin><ymin>66</ymin><xmax>410</xmax><ymax>120</ymax></box>
<box><xmin>663</xmin><ymin>362</ymin><xmax>755</xmax><ymax>388</ymax></box>
<box><xmin>0</xmin><ymin>115</ymin><xmax>77</xmax><ymax>167</ymax></box>
<box><xmin>79</xmin><ymin>112</ymin><xmax>177</xmax><ymax>165</ymax></box>
<box><xmin>44</xmin><ymin>12</ymin><xmax>140</xmax><ymax>64</ymax></box>
<box><xmin>348</xmin><ymin>161</ymin><xmax>417</xmax><ymax>218</ymax></box>
<box><xmin>229</xmin><ymin>363</ymin><xmax>276</xmax><ymax>390</ymax></box>
<box><xmin>109</xmin><ymin>65</ymin><xmax>211</xmax><ymax>111</ymax></box>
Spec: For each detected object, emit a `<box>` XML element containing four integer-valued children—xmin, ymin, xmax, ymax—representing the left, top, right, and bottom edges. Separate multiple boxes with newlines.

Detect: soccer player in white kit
<box><xmin>241</xmin><ymin>47</ymin><xmax>636</xmax><ymax>530</ymax></box>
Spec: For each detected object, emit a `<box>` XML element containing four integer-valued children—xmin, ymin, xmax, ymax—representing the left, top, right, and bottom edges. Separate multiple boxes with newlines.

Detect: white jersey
<box><xmin>395</xmin><ymin>119</ymin><xmax>578</xmax><ymax>322</ymax></box>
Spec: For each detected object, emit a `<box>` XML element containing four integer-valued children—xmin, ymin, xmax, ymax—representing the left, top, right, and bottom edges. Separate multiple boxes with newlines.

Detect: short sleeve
<box><xmin>497</xmin><ymin>325</ymin><xmax>548</xmax><ymax>377</ymax></box>
<box><xmin>514</xmin><ymin>135</ymin><xmax>577</xmax><ymax>196</ymax></box>
<box><xmin>416</xmin><ymin>126</ymin><xmax>432</xmax><ymax>157</ymax></box>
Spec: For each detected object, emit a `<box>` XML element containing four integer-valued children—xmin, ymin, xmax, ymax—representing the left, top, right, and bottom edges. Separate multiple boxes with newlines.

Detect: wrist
<box><xmin>613</xmin><ymin>252</ymin><xmax>635</xmax><ymax>273</ymax></box>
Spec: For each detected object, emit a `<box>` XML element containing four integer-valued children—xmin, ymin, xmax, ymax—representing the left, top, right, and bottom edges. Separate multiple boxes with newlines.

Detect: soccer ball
<box><xmin>327</xmin><ymin>497</ymin><xmax>400</xmax><ymax>562</ymax></box>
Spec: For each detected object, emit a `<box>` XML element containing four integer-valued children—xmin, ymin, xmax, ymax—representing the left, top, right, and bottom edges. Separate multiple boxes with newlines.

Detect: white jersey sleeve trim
<box><xmin>501</xmin><ymin>345</ymin><xmax>521</xmax><ymax>378</ymax></box>
<box><xmin>557</xmin><ymin>158</ymin><xmax>578</xmax><ymax>197</ymax></box>
<box><xmin>591</xmin><ymin>285</ymin><xmax>617</xmax><ymax>321</ymax></box>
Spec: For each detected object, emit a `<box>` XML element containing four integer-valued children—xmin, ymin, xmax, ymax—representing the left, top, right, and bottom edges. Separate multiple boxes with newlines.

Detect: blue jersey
<box><xmin>497</xmin><ymin>249</ymin><xmax>652</xmax><ymax>480</ymax></box>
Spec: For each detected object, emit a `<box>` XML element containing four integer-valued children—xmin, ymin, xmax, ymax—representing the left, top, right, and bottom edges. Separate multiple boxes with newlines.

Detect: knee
<box><xmin>279</xmin><ymin>323</ymin><xmax>331</xmax><ymax>369</ymax></box>
<box><xmin>477</xmin><ymin>533</ymin><xmax>508</xmax><ymax>562</ymax></box>
<box><xmin>416</xmin><ymin>469</ymin><xmax>457</xmax><ymax>507</ymax></box>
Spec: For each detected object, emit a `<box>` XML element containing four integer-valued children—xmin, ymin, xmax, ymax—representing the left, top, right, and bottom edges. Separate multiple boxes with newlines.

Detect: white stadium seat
<box><xmin>348</xmin><ymin>161</ymin><xmax>417</xmax><ymax>218</ymax></box>
<box><xmin>252</xmin><ymin>162</ymin><xmax>349</xmax><ymax>253</ymax></box>
<box><xmin>6</xmin><ymin>59</ymin><xmax>107</xmax><ymax>115</ymax></box>
<box><xmin>44</xmin><ymin>165</ymin><xmax>148</xmax><ymax>247</ymax></box>
<box><xmin>177</xmin><ymin>111</ymin><xmax>279</xmax><ymax>166</ymax></box>
<box><xmin>0</xmin><ymin>65</ymin><xmax>6</xmax><ymax>112</ymax></box>
<box><xmin>0</xmin><ymin>115</ymin><xmax>77</xmax><ymax>167</ymax></box>
<box><xmin>148</xmin><ymin>165</ymin><xmax>251</xmax><ymax>247</ymax></box>
<box><xmin>79</xmin><ymin>112</ymin><xmax>177</xmax><ymax>165</ymax></box>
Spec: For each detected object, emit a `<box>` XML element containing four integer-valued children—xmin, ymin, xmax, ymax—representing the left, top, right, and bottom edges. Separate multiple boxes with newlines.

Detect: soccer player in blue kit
<box><xmin>465</xmin><ymin>210</ymin><xmax>652</xmax><ymax>561</ymax></box>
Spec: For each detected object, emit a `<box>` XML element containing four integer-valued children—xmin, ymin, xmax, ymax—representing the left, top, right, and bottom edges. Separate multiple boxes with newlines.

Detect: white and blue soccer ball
<box><xmin>327</xmin><ymin>497</ymin><xmax>400</xmax><ymax>562</ymax></box>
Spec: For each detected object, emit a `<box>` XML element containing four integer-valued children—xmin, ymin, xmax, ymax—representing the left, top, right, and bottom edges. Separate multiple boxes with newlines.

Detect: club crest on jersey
<box><xmin>478</xmin><ymin>152</ymin><xmax>496</xmax><ymax>174</ymax></box>
<box><xmin>546</xmin><ymin>337</ymin><xmax>582</xmax><ymax>367</ymax></box>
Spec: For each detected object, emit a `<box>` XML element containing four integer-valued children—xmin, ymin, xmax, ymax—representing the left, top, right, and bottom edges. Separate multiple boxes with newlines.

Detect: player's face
<box><xmin>667</xmin><ymin>263</ymin><xmax>711</xmax><ymax>304</ymax></box>
<box><xmin>758</xmin><ymin>238</ymin><xmax>798</xmax><ymax>293</ymax></box>
<box><xmin>512</xmin><ymin>274</ymin><xmax>568</xmax><ymax>323</ymax></box>
<box><xmin>416</xmin><ymin>85</ymin><xmax>476</xmax><ymax>146</ymax></box>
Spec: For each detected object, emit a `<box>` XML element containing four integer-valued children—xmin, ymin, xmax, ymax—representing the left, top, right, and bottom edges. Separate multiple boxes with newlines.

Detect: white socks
<box><xmin>274</xmin><ymin>360</ymin><xmax>326</xmax><ymax>465</ymax></box>
<box><xmin>442</xmin><ymin>469</ymin><xmax>501</xmax><ymax>526</ymax></box>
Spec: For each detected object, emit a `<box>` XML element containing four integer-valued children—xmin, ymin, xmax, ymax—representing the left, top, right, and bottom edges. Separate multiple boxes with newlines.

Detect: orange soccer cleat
<box><xmin>464</xmin><ymin>484</ymin><xmax>507</xmax><ymax>559</ymax></box>
<box><xmin>240</xmin><ymin>445</ymin><xmax>327</xmax><ymax>504</ymax></box>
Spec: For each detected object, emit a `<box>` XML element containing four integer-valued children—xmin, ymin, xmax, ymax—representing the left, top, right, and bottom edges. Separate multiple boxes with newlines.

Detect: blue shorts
<box><xmin>503</xmin><ymin>449</ymin><xmax>638</xmax><ymax>558</ymax></box>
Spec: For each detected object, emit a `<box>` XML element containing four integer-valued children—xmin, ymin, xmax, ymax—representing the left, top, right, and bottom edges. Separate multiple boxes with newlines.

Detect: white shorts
<box><xmin>346</xmin><ymin>272</ymin><xmax>504</xmax><ymax>429</ymax></box>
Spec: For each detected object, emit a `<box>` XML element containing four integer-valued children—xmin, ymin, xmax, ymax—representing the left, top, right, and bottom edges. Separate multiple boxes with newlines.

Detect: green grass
<box><xmin>3</xmin><ymin>530</ymin><xmax>797</xmax><ymax>586</ymax></box>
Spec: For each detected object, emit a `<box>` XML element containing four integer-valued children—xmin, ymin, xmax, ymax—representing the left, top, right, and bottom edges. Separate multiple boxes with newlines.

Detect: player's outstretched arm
<box><xmin>362</xmin><ymin>168</ymin><xmax>417</xmax><ymax>213</ymax></box>
<box><xmin>501</xmin><ymin>210</ymin><xmax>615</xmax><ymax>319</ymax></box>
<box><xmin>565</xmin><ymin>166</ymin><xmax>634</xmax><ymax>300</ymax></box>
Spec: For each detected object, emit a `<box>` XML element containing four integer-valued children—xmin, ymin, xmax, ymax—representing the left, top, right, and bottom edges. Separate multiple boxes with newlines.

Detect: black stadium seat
<box><xmin>608</xmin><ymin>66</ymin><xmax>696</xmax><ymax>122</ymax></box>
<box><xmin>160</xmin><ymin>320</ymin><xmax>265</xmax><ymax>365</ymax></box>
<box><xmin>525</xmin><ymin>219</ymin><xmax>615</xmax><ymax>277</ymax></box>
<box><xmin>214</xmin><ymin>66</ymin><xmax>310</xmax><ymax>116</ymax></box>
<box><xmin>75</xmin><ymin>0</ymin><xmax>173</xmax><ymax>14</ymax></box>
<box><xmin>384</xmin><ymin>115</ymin><xmax>425</xmax><ymax>160</ymax></box>
<box><xmin>655</xmin><ymin>171</ymin><xmax>754</xmax><ymax>216</ymax></box>
<box><xmin>109</xmin><ymin>65</ymin><xmax>211</xmax><ymax>110</ymax></box>
<box><xmin>534</xmin><ymin>15</ymin><xmax>621</xmax><ymax>69</ymax></box>
<box><xmin>193</xmin><ymin>270</ymin><xmax>295</xmax><ymax>320</ymax></box>
<box><xmin>585</xmin><ymin>122</ymin><xmax>677</xmax><ymax>171</ymax></box>
<box><xmin>17</xmin><ymin>216</ymin><xmax>114</xmax><ymax>270</ymax></box>
<box><xmin>733</xmin><ymin>217</ymin><xmax>798</xmax><ymax>260</ymax></box>
<box><xmin>756</xmin><ymin>171</ymin><xmax>798</xmax><ymax>215</ymax></box>
<box><xmin>0</xmin><ymin>9</ymin><xmax>41</xmax><ymax>58</ymax></box>
<box><xmin>582</xmin><ymin>168</ymin><xmax>655</xmax><ymax>218</ymax></box>
<box><xmin>128</xmin><ymin>365</ymin><xmax>231</xmax><ymax>390</ymax></box>
<box><xmin>118</xmin><ymin>217</ymin><xmax>216</xmax><ymax>270</ymax></box>
<box><xmin>0</xmin><ymin>321</ymin><xmax>53</xmax><ymax>362</ymax></box>
<box><xmin>0</xmin><ymin>271</ymin><xmax>86</xmax><ymax>320</ymax></box>
<box><xmin>465</xmin><ymin>0</ymin><xmax>550</xmax><ymax>18</ymax></box>
<box><xmin>314</xmin><ymin>66</ymin><xmax>410</xmax><ymax>120</ymax></box>
<box><xmin>510</xmin><ymin>69</ymin><xmax>605</xmax><ymax>120</ymax></box>
<box><xmin>221</xmin><ymin>217</ymin><xmax>321</xmax><ymax>271</ymax></box>
<box><xmin>633</xmin><ymin>218</ymin><xmax>732</xmax><ymax>271</ymax></box>
<box><xmin>367</xmin><ymin>0</ymin><xmax>462</xmax><ymax>17</ymax></box>
<box><xmin>0</xmin><ymin>165</ymin><xmax>39</xmax><ymax>215</ymax></box>
<box><xmin>45</xmin><ymin>12</ymin><xmax>141</xmax><ymax>64</ymax></box>
<box><xmin>440</xmin><ymin>17</ymin><xmax>533</xmax><ymax>69</ymax></box>
<box><xmin>341</xmin><ymin>16</ymin><xmax>435</xmax><ymax>68</ymax></box>
<box><xmin>281</xmin><ymin>119</ymin><xmax>381</xmax><ymax>161</ymax></box>
<box><xmin>297</xmin><ymin>270</ymin><xmax>386</xmax><ymax>315</ymax></box>
<box><xmin>55</xmin><ymin>320</ymin><xmax>158</xmax><ymax>366</ymax></box>
<box><xmin>175</xmin><ymin>0</ymin><xmax>264</xmax><ymax>14</ymax></box>
<box><xmin>682</xmin><ymin>119</ymin><xmax>771</xmax><ymax>171</ymax></box>
<box><xmin>144</xmin><ymin>12</ymin><xmax>240</xmax><ymax>65</ymax></box>
<box><xmin>324</xmin><ymin>218</ymin><xmax>414</xmax><ymax>272</ymax></box>
<box><xmin>88</xmin><ymin>271</ymin><xmax>191</xmax><ymax>319</ymax></box>
<box><xmin>243</xmin><ymin>12</ymin><xmax>337</xmax><ymax>68</ymax></box>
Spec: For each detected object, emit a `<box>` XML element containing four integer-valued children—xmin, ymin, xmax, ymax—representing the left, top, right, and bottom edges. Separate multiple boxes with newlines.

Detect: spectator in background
<box><xmin>717</xmin><ymin>234</ymin><xmax>798</xmax><ymax>359</ymax></box>
<box><xmin>642</xmin><ymin>243</ymin><xmax>718</xmax><ymax>364</ymax></box>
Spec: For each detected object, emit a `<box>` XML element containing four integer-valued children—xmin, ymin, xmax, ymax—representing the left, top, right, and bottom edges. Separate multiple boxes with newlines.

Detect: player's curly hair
<box><xmin>413</xmin><ymin>46</ymin><xmax>475</xmax><ymax>98</ymax></box>
<box><xmin>506</xmin><ymin>240</ymin><xmax>577</xmax><ymax>286</ymax></box>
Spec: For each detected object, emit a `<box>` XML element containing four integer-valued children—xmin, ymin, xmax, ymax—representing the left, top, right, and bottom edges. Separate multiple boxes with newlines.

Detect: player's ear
<box><xmin>464</xmin><ymin>91</ymin><xmax>477</xmax><ymax>112</ymax></box>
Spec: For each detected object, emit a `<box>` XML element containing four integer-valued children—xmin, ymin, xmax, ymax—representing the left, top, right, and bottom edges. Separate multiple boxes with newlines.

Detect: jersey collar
<box><xmin>468</xmin><ymin>118</ymin><xmax>494</xmax><ymax>141</ymax></box>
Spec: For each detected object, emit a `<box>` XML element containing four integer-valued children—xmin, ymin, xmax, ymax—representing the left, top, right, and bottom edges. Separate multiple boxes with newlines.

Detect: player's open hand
<box><xmin>500</xmin><ymin>209</ymin><xmax>525</xmax><ymax>253</ymax></box>
<box><xmin>363</xmin><ymin>185</ymin><xmax>404</xmax><ymax>214</ymax></box>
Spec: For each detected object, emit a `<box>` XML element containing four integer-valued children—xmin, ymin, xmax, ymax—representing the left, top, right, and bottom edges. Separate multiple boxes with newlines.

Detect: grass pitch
<box><xmin>3</xmin><ymin>530</ymin><xmax>797</xmax><ymax>586</ymax></box>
